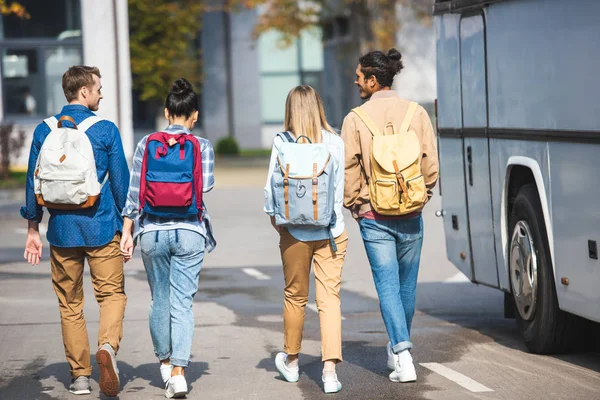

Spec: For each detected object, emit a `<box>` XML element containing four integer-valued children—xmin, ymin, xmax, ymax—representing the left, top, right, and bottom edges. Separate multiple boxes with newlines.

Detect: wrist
<box><xmin>27</xmin><ymin>220</ymin><xmax>40</xmax><ymax>233</ymax></box>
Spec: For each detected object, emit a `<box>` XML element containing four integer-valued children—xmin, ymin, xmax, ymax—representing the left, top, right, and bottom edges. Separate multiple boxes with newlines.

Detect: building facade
<box><xmin>201</xmin><ymin>4</ymin><xmax>435</xmax><ymax>150</ymax></box>
<box><xmin>4</xmin><ymin>0</ymin><xmax>133</xmax><ymax>168</ymax></box>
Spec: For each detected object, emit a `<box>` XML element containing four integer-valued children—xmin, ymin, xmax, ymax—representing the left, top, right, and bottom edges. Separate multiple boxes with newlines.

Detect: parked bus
<box><xmin>433</xmin><ymin>0</ymin><xmax>600</xmax><ymax>353</ymax></box>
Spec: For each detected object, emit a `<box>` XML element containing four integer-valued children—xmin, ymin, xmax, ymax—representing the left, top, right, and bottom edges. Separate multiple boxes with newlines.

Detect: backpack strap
<box><xmin>351</xmin><ymin>108</ymin><xmax>382</xmax><ymax>136</ymax></box>
<box><xmin>399</xmin><ymin>102</ymin><xmax>419</xmax><ymax>133</ymax></box>
<box><xmin>77</xmin><ymin>116</ymin><xmax>105</xmax><ymax>133</ymax></box>
<box><xmin>188</xmin><ymin>135</ymin><xmax>204</xmax><ymax>218</ymax></box>
<box><xmin>277</xmin><ymin>131</ymin><xmax>295</xmax><ymax>143</ymax></box>
<box><xmin>43</xmin><ymin>116</ymin><xmax>58</xmax><ymax>130</ymax></box>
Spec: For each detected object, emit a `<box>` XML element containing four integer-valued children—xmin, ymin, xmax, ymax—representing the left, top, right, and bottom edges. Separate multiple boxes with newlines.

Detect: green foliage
<box><xmin>128</xmin><ymin>0</ymin><xmax>203</xmax><ymax>102</ymax></box>
<box><xmin>0</xmin><ymin>170</ymin><xmax>26</xmax><ymax>189</ymax></box>
<box><xmin>215</xmin><ymin>136</ymin><xmax>240</xmax><ymax>156</ymax></box>
<box><xmin>236</xmin><ymin>0</ymin><xmax>431</xmax><ymax>51</ymax></box>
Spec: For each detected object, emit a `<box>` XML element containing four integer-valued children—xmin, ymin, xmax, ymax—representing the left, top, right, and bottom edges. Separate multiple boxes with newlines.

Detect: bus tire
<box><xmin>508</xmin><ymin>184</ymin><xmax>581</xmax><ymax>354</ymax></box>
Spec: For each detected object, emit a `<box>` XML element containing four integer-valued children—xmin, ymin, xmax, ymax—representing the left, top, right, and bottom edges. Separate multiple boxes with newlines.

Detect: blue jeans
<box><xmin>140</xmin><ymin>229</ymin><xmax>205</xmax><ymax>367</ymax></box>
<box><xmin>359</xmin><ymin>215</ymin><xmax>423</xmax><ymax>353</ymax></box>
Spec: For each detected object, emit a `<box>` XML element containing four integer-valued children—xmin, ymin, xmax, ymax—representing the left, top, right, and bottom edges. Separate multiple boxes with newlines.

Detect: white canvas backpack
<box><xmin>34</xmin><ymin>115</ymin><xmax>106</xmax><ymax>210</ymax></box>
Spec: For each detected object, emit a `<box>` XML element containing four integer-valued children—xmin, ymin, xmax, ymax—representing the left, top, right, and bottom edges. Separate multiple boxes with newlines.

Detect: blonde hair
<box><xmin>284</xmin><ymin>85</ymin><xmax>334</xmax><ymax>144</ymax></box>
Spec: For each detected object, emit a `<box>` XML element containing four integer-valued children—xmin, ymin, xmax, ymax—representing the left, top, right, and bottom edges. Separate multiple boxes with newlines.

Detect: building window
<box><xmin>0</xmin><ymin>0</ymin><xmax>82</xmax><ymax>118</ymax></box>
<box><xmin>259</xmin><ymin>28</ymin><xmax>324</xmax><ymax>124</ymax></box>
<box><xmin>1</xmin><ymin>0</ymin><xmax>81</xmax><ymax>39</ymax></box>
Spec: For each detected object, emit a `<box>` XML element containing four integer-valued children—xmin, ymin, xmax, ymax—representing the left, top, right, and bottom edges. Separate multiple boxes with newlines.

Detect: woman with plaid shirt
<box><xmin>120</xmin><ymin>78</ymin><xmax>215</xmax><ymax>399</ymax></box>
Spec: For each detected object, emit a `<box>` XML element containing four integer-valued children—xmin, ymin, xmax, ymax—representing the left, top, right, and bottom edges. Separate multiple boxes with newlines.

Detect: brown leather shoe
<box><xmin>96</xmin><ymin>344</ymin><xmax>120</xmax><ymax>397</ymax></box>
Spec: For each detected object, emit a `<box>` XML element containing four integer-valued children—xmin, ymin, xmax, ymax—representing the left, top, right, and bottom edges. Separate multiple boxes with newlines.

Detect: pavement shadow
<box><xmin>255</xmin><ymin>342</ymin><xmax>434</xmax><ymax>400</ymax></box>
<box><xmin>416</xmin><ymin>281</ymin><xmax>600</xmax><ymax>373</ymax></box>
<box><xmin>119</xmin><ymin>360</ymin><xmax>209</xmax><ymax>392</ymax></box>
<box><xmin>0</xmin><ymin>358</ymin><xmax>209</xmax><ymax>400</ymax></box>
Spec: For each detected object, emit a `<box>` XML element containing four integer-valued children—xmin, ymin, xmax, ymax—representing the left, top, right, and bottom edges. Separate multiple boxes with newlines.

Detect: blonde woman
<box><xmin>264</xmin><ymin>85</ymin><xmax>348</xmax><ymax>394</ymax></box>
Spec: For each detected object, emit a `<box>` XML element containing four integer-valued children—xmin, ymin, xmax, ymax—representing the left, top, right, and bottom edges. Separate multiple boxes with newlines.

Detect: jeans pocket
<box><xmin>140</xmin><ymin>231</ymin><xmax>157</xmax><ymax>255</ymax></box>
<box><xmin>175</xmin><ymin>230</ymin><xmax>206</xmax><ymax>256</ymax></box>
<box><xmin>358</xmin><ymin>219</ymin><xmax>390</xmax><ymax>241</ymax></box>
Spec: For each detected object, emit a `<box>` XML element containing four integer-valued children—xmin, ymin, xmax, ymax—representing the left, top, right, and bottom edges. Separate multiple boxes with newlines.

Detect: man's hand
<box><xmin>270</xmin><ymin>216</ymin><xmax>281</xmax><ymax>234</ymax></box>
<box><xmin>24</xmin><ymin>222</ymin><xmax>43</xmax><ymax>265</ymax></box>
<box><xmin>120</xmin><ymin>232</ymin><xmax>134</xmax><ymax>263</ymax></box>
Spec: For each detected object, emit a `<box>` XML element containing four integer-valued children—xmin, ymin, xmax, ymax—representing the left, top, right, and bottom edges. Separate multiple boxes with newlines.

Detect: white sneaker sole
<box><xmin>69</xmin><ymin>389</ymin><xmax>91</xmax><ymax>395</ymax></box>
<box><xmin>389</xmin><ymin>370</ymin><xmax>417</xmax><ymax>383</ymax></box>
<box><xmin>324</xmin><ymin>381</ymin><xmax>342</xmax><ymax>394</ymax></box>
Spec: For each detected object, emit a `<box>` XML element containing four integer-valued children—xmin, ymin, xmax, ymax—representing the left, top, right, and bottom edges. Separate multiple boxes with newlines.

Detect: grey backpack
<box><xmin>270</xmin><ymin>132</ymin><xmax>335</xmax><ymax>230</ymax></box>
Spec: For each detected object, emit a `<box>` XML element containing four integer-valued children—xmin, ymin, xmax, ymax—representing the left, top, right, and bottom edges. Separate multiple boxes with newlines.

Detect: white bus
<box><xmin>433</xmin><ymin>0</ymin><xmax>600</xmax><ymax>353</ymax></box>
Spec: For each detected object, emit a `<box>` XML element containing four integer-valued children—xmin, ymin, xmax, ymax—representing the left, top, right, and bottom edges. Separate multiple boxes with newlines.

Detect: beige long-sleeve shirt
<box><xmin>341</xmin><ymin>90</ymin><xmax>439</xmax><ymax>218</ymax></box>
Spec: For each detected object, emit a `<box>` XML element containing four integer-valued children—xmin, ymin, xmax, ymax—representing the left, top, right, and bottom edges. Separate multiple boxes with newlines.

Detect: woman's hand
<box><xmin>120</xmin><ymin>217</ymin><xmax>135</xmax><ymax>263</ymax></box>
<box><xmin>120</xmin><ymin>232</ymin><xmax>134</xmax><ymax>263</ymax></box>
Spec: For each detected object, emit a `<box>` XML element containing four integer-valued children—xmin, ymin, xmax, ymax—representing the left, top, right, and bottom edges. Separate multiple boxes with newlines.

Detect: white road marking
<box><xmin>420</xmin><ymin>363</ymin><xmax>494</xmax><ymax>393</ymax></box>
<box><xmin>15</xmin><ymin>223</ymin><xmax>47</xmax><ymax>235</ymax></box>
<box><xmin>444</xmin><ymin>271</ymin><xmax>471</xmax><ymax>283</ymax></box>
<box><xmin>306</xmin><ymin>303</ymin><xmax>346</xmax><ymax>320</ymax></box>
<box><xmin>242</xmin><ymin>268</ymin><xmax>271</xmax><ymax>280</ymax></box>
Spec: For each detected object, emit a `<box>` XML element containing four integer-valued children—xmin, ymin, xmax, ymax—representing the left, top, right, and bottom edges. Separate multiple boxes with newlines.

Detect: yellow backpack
<box><xmin>351</xmin><ymin>102</ymin><xmax>427</xmax><ymax>215</ymax></box>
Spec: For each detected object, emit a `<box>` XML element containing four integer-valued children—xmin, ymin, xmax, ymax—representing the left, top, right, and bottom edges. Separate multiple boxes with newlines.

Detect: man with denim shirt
<box><xmin>21</xmin><ymin>66</ymin><xmax>129</xmax><ymax>397</ymax></box>
<box><xmin>341</xmin><ymin>49</ymin><xmax>439</xmax><ymax>383</ymax></box>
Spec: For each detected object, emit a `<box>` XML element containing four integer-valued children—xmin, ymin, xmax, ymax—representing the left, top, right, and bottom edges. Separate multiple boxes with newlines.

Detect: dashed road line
<box><xmin>420</xmin><ymin>363</ymin><xmax>494</xmax><ymax>393</ymax></box>
<box><xmin>242</xmin><ymin>268</ymin><xmax>271</xmax><ymax>280</ymax></box>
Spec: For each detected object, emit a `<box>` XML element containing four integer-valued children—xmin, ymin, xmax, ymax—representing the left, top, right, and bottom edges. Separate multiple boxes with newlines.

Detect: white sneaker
<box><xmin>386</xmin><ymin>342</ymin><xmax>397</xmax><ymax>370</ymax></box>
<box><xmin>275</xmin><ymin>352</ymin><xmax>299</xmax><ymax>383</ymax></box>
<box><xmin>322</xmin><ymin>373</ymin><xmax>342</xmax><ymax>394</ymax></box>
<box><xmin>160</xmin><ymin>364</ymin><xmax>174</xmax><ymax>383</ymax></box>
<box><xmin>389</xmin><ymin>350</ymin><xmax>417</xmax><ymax>383</ymax></box>
<box><xmin>165</xmin><ymin>374</ymin><xmax>188</xmax><ymax>399</ymax></box>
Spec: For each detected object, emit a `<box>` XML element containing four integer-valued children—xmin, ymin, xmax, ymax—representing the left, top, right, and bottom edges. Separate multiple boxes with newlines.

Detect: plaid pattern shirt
<box><xmin>122</xmin><ymin>125</ymin><xmax>216</xmax><ymax>252</ymax></box>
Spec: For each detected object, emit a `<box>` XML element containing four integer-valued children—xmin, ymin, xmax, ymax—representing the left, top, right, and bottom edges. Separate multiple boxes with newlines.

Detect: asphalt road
<box><xmin>0</xmin><ymin>167</ymin><xmax>598</xmax><ymax>400</ymax></box>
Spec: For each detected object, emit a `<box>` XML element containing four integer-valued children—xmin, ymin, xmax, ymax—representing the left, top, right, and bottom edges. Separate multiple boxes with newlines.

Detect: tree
<box><xmin>0</xmin><ymin>1</ymin><xmax>28</xmax><ymax>18</ymax></box>
<box><xmin>128</xmin><ymin>0</ymin><xmax>203</xmax><ymax>103</ymax></box>
<box><xmin>235</xmin><ymin>0</ymin><xmax>432</xmax><ymax>52</ymax></box>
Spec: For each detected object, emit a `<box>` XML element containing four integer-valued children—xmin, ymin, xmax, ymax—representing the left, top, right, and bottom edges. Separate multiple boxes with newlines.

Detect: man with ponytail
<box><xmin>341</xmin><ymin>49</ymin><xmax>439</xmax><ymax>383</ymax></box>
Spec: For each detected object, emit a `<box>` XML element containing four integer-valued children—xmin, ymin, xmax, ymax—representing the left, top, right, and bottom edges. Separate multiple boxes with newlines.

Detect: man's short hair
<box><xmin>62</xmin><ymin>65</ymin><xmax>101</xmax><ymax>102</ymax></box>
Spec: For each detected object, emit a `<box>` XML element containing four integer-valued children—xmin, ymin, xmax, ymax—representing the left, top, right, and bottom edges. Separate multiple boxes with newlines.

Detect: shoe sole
<box><xmin>167</xmin><ymin>391</ymin><xmax>188</xmax><ymax>399</ymax></box>
<box><xmin>389</xmin><ymin>373</ymin><xmax>417</xmax><ymax>383</ymax></box>
<box><xmin>69</xmin><ymin>389</ymin><xmax>91</xmax><ymax>395</ymax></box>
<box><xmin>96</xmin><ymin>349</ymin><xmax>119</xmax><ymax>397</ymax></box>
<box><xmin>324</xmin><ymin>383</ymin><xmax>342</xmax><ymax>394</ymax></box>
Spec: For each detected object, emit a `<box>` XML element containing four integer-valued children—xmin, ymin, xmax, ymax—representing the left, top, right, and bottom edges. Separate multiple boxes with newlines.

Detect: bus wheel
<box><xmin>508</xmin><ymin>184</ymin><xmax>579</xmax><ymax>354</ymax></box>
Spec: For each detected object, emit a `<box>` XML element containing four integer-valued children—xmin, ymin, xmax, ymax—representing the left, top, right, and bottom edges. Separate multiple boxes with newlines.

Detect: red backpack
<box><xmin>139</xmin><ymin>132</ymin><xmax>203</xmax><ymax>219</ymax></box>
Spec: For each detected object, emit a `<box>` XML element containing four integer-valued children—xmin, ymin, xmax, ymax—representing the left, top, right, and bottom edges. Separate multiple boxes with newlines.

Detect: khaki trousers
<box><xmin>279</xmin><ymin>229</ymin><xmax>348</xmax><ymax>362</ymax></box>
<box><xmin>50</xmin><ymin>233</ymin><xmax>127</xmax><ymax>378</ymax></box>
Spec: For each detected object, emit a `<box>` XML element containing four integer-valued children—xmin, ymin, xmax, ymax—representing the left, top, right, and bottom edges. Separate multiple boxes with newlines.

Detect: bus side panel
<box><xmin>486</xmin><ymin>0</ymin><xmax>600</xmax><ymax>321</ymax></box>
<box><xmin>435</xmin><ymin>14</ymin><xmax>461</xmax><ymax>129</ymax></box>
<box><xmin>436</xmin><ymin>14</ymin><xmax>472</xmax><ymax>278</ymax></box>
<box><xmin>439</xmin><ymin>137</ymin><xmax>472</xmax><ymax>278</ymax></box>
<box><xmin>486</xmin><ymin>0</ymin><xmax>600</xmax><ymax>131</ymax></box>
<box><xmin>489</xmin><ymin>140</ymin><xmax>550</xmax><ymax>293</ymax></box>
<box><xmin>549</xmin><ymin>144</ymin><xmax>600</xmax><ymax>323</ymax></box>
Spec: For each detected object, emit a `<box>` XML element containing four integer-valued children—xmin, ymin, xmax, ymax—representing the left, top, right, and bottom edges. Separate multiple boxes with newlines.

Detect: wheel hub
<box><xmin>509</xmin><ymin>221</ymin><xmax>538</xmax><ymax>321</ymax></box>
